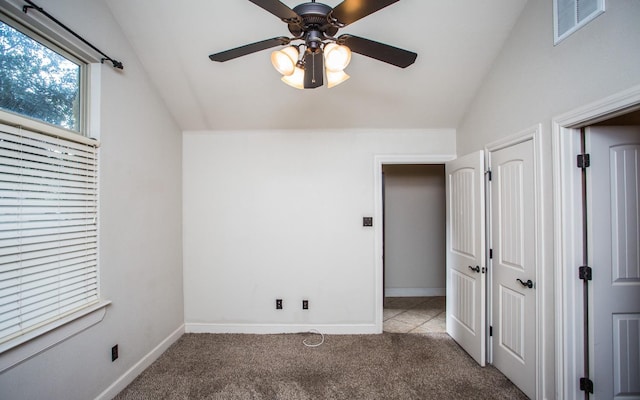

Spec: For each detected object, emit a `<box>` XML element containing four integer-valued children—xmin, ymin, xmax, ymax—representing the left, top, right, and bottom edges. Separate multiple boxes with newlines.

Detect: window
<box><xmin>554</xmin><ymin>0</ymin><xmax>605</xmax><ymax>44</ymax></box>
<box><xmin>0</xmin><ymin>15</ymin><xmax>101</xmax><ymax>356</ymax></box>
<box><xmin>0</xmin><ymin>19</ymin><xmax>83</xmax><ymax>132</ymax></box>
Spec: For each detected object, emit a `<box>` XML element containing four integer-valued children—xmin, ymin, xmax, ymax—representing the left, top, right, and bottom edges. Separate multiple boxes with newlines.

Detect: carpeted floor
<box><xmin>114</xmin><ymin>332</ymin><xmax>528</xmax><ymax>400</ymax></box>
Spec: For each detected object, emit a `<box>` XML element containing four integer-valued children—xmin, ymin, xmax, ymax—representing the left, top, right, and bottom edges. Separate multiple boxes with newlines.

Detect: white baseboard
<box><xmin>95</xmin><ymin>324</ymin><xmax>184</xmax><ymax>400</ymax></box>
<box><xmin>185</xmin><ymin>323</ymin><xmax>380</xmax><ymax>335</ymax></box>
<box><xmin>385</xmin><ymin>288</ymin><xmax>446</xmax><ymax>297</ymax></box>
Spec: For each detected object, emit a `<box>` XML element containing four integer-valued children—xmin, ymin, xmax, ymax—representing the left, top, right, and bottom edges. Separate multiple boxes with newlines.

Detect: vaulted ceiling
<box><xmin>105</xmin><ymin>0</ymin><xmax>528</xmax><ymax>131</ymax></box>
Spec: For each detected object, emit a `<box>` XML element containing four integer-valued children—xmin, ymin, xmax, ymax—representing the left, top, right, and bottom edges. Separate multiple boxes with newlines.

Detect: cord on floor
<box><xmin>303</xmin><ymin>329</ymin><xmax>324</xmax><ymax>347</ymax></box>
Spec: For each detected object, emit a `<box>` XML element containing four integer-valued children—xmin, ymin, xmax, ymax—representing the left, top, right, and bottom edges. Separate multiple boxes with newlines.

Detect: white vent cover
<box><xmin>554</xmin><ymin>0</ymin><xmax>605</xmax><ymax>44</ymax></box>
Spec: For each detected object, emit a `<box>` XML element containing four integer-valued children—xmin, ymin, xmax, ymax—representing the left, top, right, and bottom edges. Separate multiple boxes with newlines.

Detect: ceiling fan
<box><xmin>208</xmin><ymin>0</ymin><xmax>417</xmax><ymax>89</ymax></box>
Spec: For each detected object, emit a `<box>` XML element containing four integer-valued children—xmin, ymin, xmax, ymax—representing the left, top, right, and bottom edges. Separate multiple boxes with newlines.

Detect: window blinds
<box><xmin>0</xmin><ymin>124</ymin><xmax>98</xmax><ymax>344</ymax></box>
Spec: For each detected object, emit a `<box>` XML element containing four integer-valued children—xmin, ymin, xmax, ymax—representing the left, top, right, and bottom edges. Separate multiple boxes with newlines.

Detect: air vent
<box><xmin>554</xmin><ymin>0</ymin><xmax>605</xmax><ymax>44</ymax></box>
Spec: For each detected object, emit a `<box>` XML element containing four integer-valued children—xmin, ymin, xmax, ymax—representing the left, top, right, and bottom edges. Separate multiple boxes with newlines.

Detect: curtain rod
<box><xmin>22</xmin><ymin>0</ymin><xmax>124</xmax><ymax>69</ymax></box>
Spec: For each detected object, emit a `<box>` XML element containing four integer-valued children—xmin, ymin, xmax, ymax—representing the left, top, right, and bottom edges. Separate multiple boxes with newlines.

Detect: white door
<box><xmin>587</xmin><ymin>126</ymin><xmax>640</xmax><ymax>400</ymax></box>
<box><xmin>489</xmin><ymin>139</ymin><xmax>537</xmax><ymax>399</ymax></box>
<box><xmin>446</xmin><ymin>150</ymin><xmax>486</xmax><ymax>366</ymax></box>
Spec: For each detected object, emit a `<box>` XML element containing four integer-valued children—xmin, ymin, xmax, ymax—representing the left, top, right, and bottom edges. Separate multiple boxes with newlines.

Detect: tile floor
<box><xmin>383</xmin><ymin>296</ymin><xmax>446</xmax><ymax>334</ymax></box>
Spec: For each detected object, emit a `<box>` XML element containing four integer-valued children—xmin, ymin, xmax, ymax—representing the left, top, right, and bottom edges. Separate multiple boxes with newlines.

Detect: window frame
<box><xmin>0</xmin><ymin>6</ymin><xmax>108</xmax><ymax>372</ymax></box>
<box><xmin>0</xmin><ymin>13</ymin><xmax>89</xmax><ymax>136</ymax></box>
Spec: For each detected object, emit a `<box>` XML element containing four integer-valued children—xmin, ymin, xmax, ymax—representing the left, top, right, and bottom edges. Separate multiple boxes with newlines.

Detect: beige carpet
<box><xmin>114</xmin><ymin>332</ymin><xmax>527</xmax><ymax>400</ymax></box>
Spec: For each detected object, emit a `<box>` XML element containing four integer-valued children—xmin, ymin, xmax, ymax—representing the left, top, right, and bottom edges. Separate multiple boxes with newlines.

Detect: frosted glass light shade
<box><xmin>281</xmin><ymin>66</ymin><xmax>305</xmax><ymax>89</ymax></box>
<box><xmin>271</xmin><ymin>46</ymin><xmax>299</xmax><ymax>76</ymax></box>
<box><xmin>326</xmin><ymin>69</ymin><xmax>350</xmax><ymax>88</ymax></box>
<box><xmin>324</xmin><ymin>43</ymin><xmax>351</xmax><ymax>72</ymax></box>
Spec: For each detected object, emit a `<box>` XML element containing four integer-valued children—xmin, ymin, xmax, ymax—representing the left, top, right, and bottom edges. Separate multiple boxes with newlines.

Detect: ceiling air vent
<box><xmin>554</xmin><ymin>0</ymin><xmax>605</xmax><ymax>44</ymax></box>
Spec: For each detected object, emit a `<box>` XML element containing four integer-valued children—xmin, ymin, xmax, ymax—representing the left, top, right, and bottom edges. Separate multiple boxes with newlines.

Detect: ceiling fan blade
<box><xmin>209</xmin><ymin>37</ymin><xmax>290</xmax><ymax>62</ymax></box>
<box><xmin>338</xmin><ymin>34</ymin><xmax>417</xmax><ymax>68</ymax></box>
<box><xmin>303</xmin><ymin>51</ymin><xmax>323</xmax><ymax>89</ymax></box>
<box><xmin>248</xmin><ymin>0</ymin><xmax>302</xmax><ymax>24</ymax></box>
<box><xmin>331</xmin><ymin>0</ymin><xmax>400</xmax><ymax>26</ymax></box>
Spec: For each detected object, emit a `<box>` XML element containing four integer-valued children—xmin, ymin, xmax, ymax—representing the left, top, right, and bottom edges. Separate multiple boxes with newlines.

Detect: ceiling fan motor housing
<box><xmin>288</xmin><ymin>2</ymin><xmax>339</xmax><ymax>40</ymax></box>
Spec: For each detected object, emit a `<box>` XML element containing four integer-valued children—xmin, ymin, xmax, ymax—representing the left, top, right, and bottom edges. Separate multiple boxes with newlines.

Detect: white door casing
<box><xmin>552</xmin><ymin>85</ymin><xmax>640</xmax><ymax>400</ymax></box>
<box><xmin>489</xmin><ymin>138</ymin><xmax>537</xmax><ymax>399</ymax></box>
<box><xmin>446</xmin><ymin>150</ymin><xmax>486</xmax><ymax>366</ymax></box>
<box><xmin>586</xmin><ymin>126</ymin><xmax>640</xmax><ymax>400</ymax></box>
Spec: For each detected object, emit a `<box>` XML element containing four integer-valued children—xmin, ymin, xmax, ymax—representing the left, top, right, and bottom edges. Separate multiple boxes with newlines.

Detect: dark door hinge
<box><xmin>486</xmin><ymin>169</ymin><xmax>492</xmax><ymax>181</ymax></box>
<box><xmin>577</xmin><ymin>153</ymin><xmax>590</xmax><ymax>168</ymax></box>
<box><xmin>489</xmin><ymin>249</ymin><xmax>493</xmax><ymax>259</ymax></box>
<box><xmin>489</xmin><ymin>326</ymin><xmax>493</xmax><ymax>336</ymax></box>
<box><xmin>579</xmin><ymin>266</ymin><xmax>592</xmax><ymax>281</ymax></box>
<box><xmin>580</xmin><ymin>377</ymin><xmax>594</xmax><ymax>393</ymax></box>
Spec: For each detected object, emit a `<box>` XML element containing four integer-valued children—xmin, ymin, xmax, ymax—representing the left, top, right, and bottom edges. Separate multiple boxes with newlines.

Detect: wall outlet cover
<box><xmin>111</xmin><ymin>345</ymin><xmax>118</xmax><ymax>362</ymax></box>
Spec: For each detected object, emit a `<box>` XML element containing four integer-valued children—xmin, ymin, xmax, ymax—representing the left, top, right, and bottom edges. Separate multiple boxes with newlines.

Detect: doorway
<box><xmin>382</xmin><ymin>164</ymin><xmax>446</xmax><ymax>333</ymax></box>
<box><xmin>373</xmin><ymin>155</ymin><xmax>455</xmax><ymax>333</ymax></box>
<box><xmin>553</xmin><ymin>87</ymin><xmax>640</xmax><ymax>400</ymax></box>
<box><xmin>444</xmin><ymin>128</ymin><xmax>543</xmax><ymax>396</ymax></box>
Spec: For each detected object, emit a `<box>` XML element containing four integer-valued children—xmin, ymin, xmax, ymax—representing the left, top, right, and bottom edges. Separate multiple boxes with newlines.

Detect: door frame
<box><xmin>485</xmin><ymin>124</ymin><xmax>544</xmax><ymax>398</ymax></box>
<box><xmin>374</xmin><ymin>154</ymin><xmax>455</xmax><ymax>332</ymax></box>
<box><xmin>552</xmin><ymin>84</ymin><xmax>640</xmax><ymax>399</ymax></box>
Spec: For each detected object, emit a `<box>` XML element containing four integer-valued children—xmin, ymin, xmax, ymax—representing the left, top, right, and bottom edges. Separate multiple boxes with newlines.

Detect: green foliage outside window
<box><xmin>0</xmin><ymin>20</ymin><xmax>81</xmax><ymax>131</ymax></box>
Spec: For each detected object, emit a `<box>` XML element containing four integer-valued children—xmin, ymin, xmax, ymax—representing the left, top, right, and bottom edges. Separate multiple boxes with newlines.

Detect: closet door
<box><xmin>446</xmin><ymin>150</ymin><xmax>486</xmax><ymax>366</ymax></box>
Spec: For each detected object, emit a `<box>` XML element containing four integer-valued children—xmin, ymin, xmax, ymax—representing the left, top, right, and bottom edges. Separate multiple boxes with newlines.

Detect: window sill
<box><xmin>0</xmin><ymin>300</ymin><xmax>111</xmax><ymax>373</ymax></box>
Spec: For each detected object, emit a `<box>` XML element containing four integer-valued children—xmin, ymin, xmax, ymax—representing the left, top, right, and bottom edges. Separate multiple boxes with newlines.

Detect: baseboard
<box><xmin>95</xmin><ymin>324</ymin><xmax>184</xmax><ymax>400</ymax></box>
<box><xmin>185</xmin><ymin>323</ymin><xmax>380</xmax><ymax>335</ymax></box>
<box><xmin>385</xmin><ymin>288</ymin><xmax>446</xmax><ymax>297</ymax></box>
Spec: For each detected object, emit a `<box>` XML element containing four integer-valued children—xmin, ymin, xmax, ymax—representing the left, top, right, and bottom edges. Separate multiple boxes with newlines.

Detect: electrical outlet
<box><xmin>276</xmin><ymin>299</ymin><xmax>283</xmax><ymax>310</ymax></box>
<box><xmin>111</xmin><ymin>344</ymin><xmax>118</xmax><ymax>362</ymax></box>
<box><xmin>302</xmin><ymin>300</ymin><xmax>308</xmax><ymax>310</ymax></box>
<box><xmin>363</xmin><ymin>217</ymin><xmax>373</xmax><ymax>227</ymax></box>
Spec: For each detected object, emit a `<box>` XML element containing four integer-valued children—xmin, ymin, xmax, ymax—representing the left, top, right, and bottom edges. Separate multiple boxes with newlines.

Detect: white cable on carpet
<box><xmin>303</xmin><ymin>329</ymin><xmax>324</xmax><ymax>347</ymax></box>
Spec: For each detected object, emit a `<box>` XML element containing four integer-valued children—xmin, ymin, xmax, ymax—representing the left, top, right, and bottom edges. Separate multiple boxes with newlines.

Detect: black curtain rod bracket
<box><xmin>22</xmin><ymin>0</ymin><xmax>124</xmax><ymax>69</ymax></box>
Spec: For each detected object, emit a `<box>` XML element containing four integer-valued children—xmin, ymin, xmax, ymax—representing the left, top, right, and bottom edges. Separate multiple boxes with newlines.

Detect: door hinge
<box><xmin>489</xmin><ymin>249</ymin><xmax>493</xmax><ymax>259</ymax></box>
<box><xmin>486</xmin><ymin>169</ymin><xmax>492</xmax><ymax>181</ymax></box>
<box><xmin>580</xmin><ymin>377</ymin><xmax>594</xmax><ymax>393</ymax></box>
<box><xmin>489</xmin><ymin>326</ymin><xmax>493</xmax><ymax>336</ymax></box>
<box><xmin>579</xmin><ymin>266</ymin><xmax>592</xmax><ymax>281</ymax></box>
<box><xmin>577</xmin><ymin>153</ymin><xmax>591</xmax><ymax>168</ymax></box>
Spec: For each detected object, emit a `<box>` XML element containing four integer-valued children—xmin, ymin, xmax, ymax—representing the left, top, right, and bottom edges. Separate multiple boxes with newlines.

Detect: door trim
<box><xmin>373</xmin><ymin>154</ymin><xmax>455</xmax><ymax>332</ymax></box>
<box><xmin>552</xmin><ymin>84</ymin><xmax>640</xmax><ymax>399</ymax></box>
<box><xmin>485</xmin><ymin>124</ymin><xmax>544</xmax><ymax>399</ymax></box>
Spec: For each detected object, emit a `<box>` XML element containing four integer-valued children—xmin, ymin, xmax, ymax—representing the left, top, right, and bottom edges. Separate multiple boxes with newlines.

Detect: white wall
<box><xmin>183</xmin><ymin>129</ymin><xmax>455</xmax><ymax>333</ymax></box>
<box><xmin>383</xmin><ymin>165</ymin><xmax>445</xmax><ymax>296</ymax></box>
<box><xmin>0</xmin><ymin>0</ymin><xmax>184</xmax><ymax>399</ymax></box>
<box><xmin>457</xmin><ymin>1</ymin><xmax>640</xmax><ymax>399</ymax></box>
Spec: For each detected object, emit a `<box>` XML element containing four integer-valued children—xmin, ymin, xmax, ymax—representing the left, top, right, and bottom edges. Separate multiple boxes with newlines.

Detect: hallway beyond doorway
<box><xmin>383</xmin><ymin>296</ymin><xmax>446</xmax><ymax>333</ymax></box>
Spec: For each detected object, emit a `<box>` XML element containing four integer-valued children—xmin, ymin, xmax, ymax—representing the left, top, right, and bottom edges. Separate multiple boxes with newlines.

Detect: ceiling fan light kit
<box><xmin>326</xmin><ymin>69</ymin><xmax>350</xmax><ymax>88</ymax></box>
<box><xmin>209</xmin><ymin>0</ymin><xmax>417</xmax><ymax>90</ymax></box>
<box><xmin>270</xmin><ymin>46</ymin><xmax>300</xmax><ymax>76</ymax></box>
<box><xmin>272</xmin><ymin>42</ymin><xmax>351</xmax><ymax>89</ymax></box>
<box><xmin>323</xmin><ymin>43</ymin><xmax>351</xmax><ymax>72</ymax></box>
<box><xmin>281</xmin><ymin>62</ymin><xmax>306</xmax><ymax>89</ymax></box>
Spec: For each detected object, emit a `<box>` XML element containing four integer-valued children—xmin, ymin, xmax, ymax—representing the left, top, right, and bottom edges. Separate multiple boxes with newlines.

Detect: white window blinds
<box><xmin>0</xmin><ymin>124</ymin><xmax>98</xmax><ymax>344</ymax></box>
